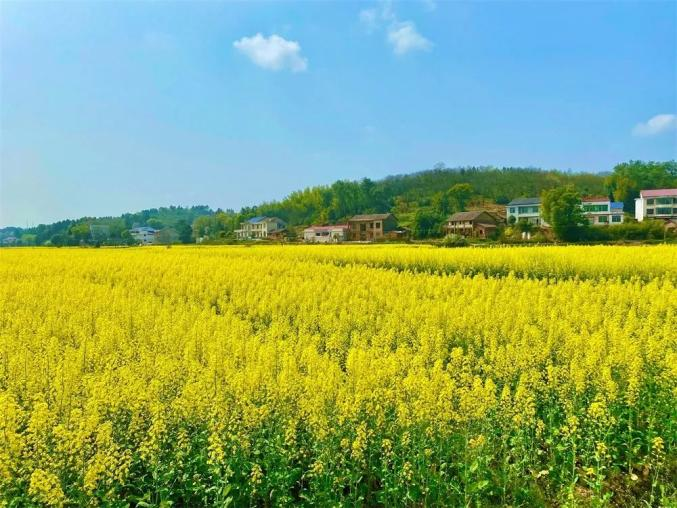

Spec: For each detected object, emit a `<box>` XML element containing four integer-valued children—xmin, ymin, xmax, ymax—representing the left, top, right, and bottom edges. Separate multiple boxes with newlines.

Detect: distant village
<box><xmin>125</xmin><ymin>187</ymin><xmax>677</xmax><ymax>245</ymax></box>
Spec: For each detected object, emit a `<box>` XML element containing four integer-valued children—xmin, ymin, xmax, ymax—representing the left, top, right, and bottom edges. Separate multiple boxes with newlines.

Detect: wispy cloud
<box><xmin>632</xmin><ymin>114</ymin><xmax>677</xmax><ymax>137</ymax></box>
<box><xmin>388</xmin><ymin>21</ymin><xmax>432</xmax><ymax>55</ymax></box>
<box><xmin>359</xmin><ymin>1</ymin><xmax>433</xmax><ymax>55</ymax></box>
<box><xmin>233</xmin><ymin>33</ymin><xmax>307</xmax><ymax>72</ymax></box>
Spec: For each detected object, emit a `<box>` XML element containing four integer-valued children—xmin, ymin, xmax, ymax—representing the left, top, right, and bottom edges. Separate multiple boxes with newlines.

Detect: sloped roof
<box><xmin>507</xmin><ymin>197</ymin><xmax>540</xmax><ymax>206</ymax></box>
<box><xmin>349</xmin><ymin>213</ymin><xmax>393</xmax><ymax>221</ymax></box>
<box><xmin>640</xmin><ymin>189</ymin><xmax>677</xmax><ymax>197</ymax></box>
<box><xmin>448</xmin><ymin>211</ymin><xmax>486</xmax><ymax>222</ymax></box>
<box><xmin>581</xmin><ymin>196</ymin><xmax>610</xmax><ymax>202</ymax></box>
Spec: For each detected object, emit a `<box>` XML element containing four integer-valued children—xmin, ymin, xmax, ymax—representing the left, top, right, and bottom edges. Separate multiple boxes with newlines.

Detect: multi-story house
<box><xmin>129</xmin><ymin>226</ymin><xmax>158</xmax><ymax>245</ymax></box>
<box><xmin>235</xmin><ymin>216</ymin><xmax>287</xmax><ymax>239</ymax></box>
<box><xmin>443</xmin><ymin>210</ymin><xmax>502</xmax><ymax>238</ymax></box>
<box><xmin>635</xmin><ymin>189</ymin><xmax>677</xmax><ymax>222</ymax></box>
<box><xmin>347</xmin><ymin>214</ymin><xmax>398</xmax><ymax>241</ymax></box>
<box><xmin>505</xmin><ymin>198</ymin><xmax>547</xmax><ymax>226</ymax></box>
<box><xmin>303</xmin><ymin>225</ymin><xmax>349</xmax><ymax>243</ymax></box>
<box><xmin>581</xmin><ymin>197</ymin><xmax>624</xmax><ymax>225</ymax></box>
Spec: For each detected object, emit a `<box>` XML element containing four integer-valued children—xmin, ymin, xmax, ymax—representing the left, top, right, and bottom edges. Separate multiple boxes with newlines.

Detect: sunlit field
<box><xmin>1</xmin><ymin>245</ymin><xmax>675</xmax><ymax>506</ymax></box>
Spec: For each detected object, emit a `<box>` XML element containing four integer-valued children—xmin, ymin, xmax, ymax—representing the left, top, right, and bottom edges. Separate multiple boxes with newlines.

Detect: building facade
<box><xmin>235</xmin><ymin>217</ymin><xmax>287</xmax><ymax>239</ymax></box>
<box><xmin>581</xmin><ymin>197</ymin><xmax>624</xmax><ymax>225</ymax></box>
<box><xmin>129</xmin><ymin>227</ymin><xmax>158</xmax><ymax>245</ymax></box>
<box><xmin>635</xmin><ymin>189</ymin><xmax>677</xmax><ymax>222</ymax></box>
<box><xmin>303</xmin><ymin>225</ymin><xmax>349</xmax><ymax>243</ymax></box>
<box><xmin>347</xmin><ymin>214</ymin><xmax>397</xmax><ymax>241</ymax></box>
<box><xmin>506</xmin><ymin>198</ymin><xmax>546</xmax><ymax>226</ymax></box>
<box><xmin>444</xmin><ymin>210</ymin><xmax>501</xmax><ymax>238</ymax></box>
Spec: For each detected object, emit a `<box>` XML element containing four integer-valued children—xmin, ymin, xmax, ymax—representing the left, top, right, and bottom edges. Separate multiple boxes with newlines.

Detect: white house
<box><xmin>581</xmin><ymin>197</ymin><xmax>624</xmax><ymax>225</ymax></box>
<box><xmin>303</xmin><ymin>225</ymin><xmax>349</xmax><ymax>243</ymax></box>
<box><xmin>506</xmin><ymin>198</ymin><xmax>548</xmax><ymax>226</ymax></box>
<box><xmin>235</xmin><ymin>216</ymin><xmax>287</xmax><ymax>239</ymax></box>
<box><xmin>129</xmin><ymin>226</ymin><xmax>157</xmax><ymax>245</ymax></box>
<box><xmin>635</xmin><ymin>189</ymin><xmax>677</xmax><ymax>222</ymax></box>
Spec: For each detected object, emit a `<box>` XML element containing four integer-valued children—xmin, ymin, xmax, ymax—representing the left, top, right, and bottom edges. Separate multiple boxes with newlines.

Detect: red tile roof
<box><xmin>640</xmin><ymin>189</ymin><xmax>677</xmax><ymax>197</ymax></box>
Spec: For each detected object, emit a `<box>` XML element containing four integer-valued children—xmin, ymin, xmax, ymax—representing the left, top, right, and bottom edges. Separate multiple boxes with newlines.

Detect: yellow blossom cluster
<box><xmin>0</xmin><ymin>245</ymin><xmax>674</xmax><ymax>505</ymax></box>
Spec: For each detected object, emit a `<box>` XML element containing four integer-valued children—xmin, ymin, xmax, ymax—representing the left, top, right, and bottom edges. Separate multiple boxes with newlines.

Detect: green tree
<box><xmin>413</xmin><ymin>209</ymin><xmax>444</xmax><ymax>239</ymax></box>
<box><xmin>606</xmin><ymin>160</ymin><xmax>677</xmax><ymax>213</ymax></box>
<box><xmin>447</xmin><ymin>183</ymin><xmax>474</xmax><ymax>212</ymax></box>
<box><xmin>541</xmin><ymin>186</ymin><xmax>588</xmax><ymax>242</ymax></box>
<box><xmin>175</xmin><ymin>220</ymin><xmax>193</xmax><ymax>244</ymax></box>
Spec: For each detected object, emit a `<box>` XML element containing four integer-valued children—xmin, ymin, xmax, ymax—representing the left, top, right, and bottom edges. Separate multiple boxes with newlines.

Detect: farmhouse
<box><xmin>444</xmin><ymin>210</ymin><xmax>501</xmax><ymax>238</ymax></box>
<box><xmin>505</xmin><ymin>198</ymin><xmax>547</xmax><ymax>226</ymax></box>
<box><xmin>129</xmin><ymin>226</ymin><xmax>158</xmax><ymax>245</ymax></box>
<box><xmin>635</xmin><ymin>189</ymin><xmax>677</xmax><ymax>222</ymax></box>
<box><xmin>235</xmin><ymin>216</ymin><xmax>287</xmax><ymax>239</ymax></box>
<box><xmin>581</xmin><ymin>196</ymin><xmax>624</xmax><ymax>225</ymax></box>
<box><xmin>347</xmin><ymin>213</ymin><xmax>397</xmax><ymax>241</ymax></box>
<box><xmin>303</xmin><ymin>225</ymin><xmax>349</xmax><ymax>243</ymax></box>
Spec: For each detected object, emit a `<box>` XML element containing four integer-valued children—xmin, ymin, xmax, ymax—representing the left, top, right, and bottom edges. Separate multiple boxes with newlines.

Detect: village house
<box><xmin>635</xmin><ymin>189</ymin><xmax>677</xmax><ymax>222</ymax></box>
<box><xmin>235</xmin><ymin>216</ymin><xmax>287</xmax><ymax>240</ymax></box>
<box><xmin>347</xmin><ymin>213</ymin><xmax>397</xmax><ymax>241</ymax></box>
<box><xmin>581</xmin><ymin>196</ymin><xmax>624</xmax><ymax>225</ymax></box>
<box><xmin>129</xmin><ymin>226</ymin><xmax>158</xmax><ymax>245</ymax></box>
<box><xmin>444</xmin><ymin>210</ymin><xmax>501</xmax><ymax>238</ymax></box>
<box><xmin>505</xmin><ymin>198</ymin><xmax>547</xmax><ymax>226</ymax></box>
<box><xmin>303</xmin><ymin>225</ymin><xmax>349</xmax><ymax>243</ymax></box>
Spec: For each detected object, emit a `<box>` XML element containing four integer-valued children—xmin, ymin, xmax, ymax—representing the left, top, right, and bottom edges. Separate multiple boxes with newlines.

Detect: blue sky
<box><xmin>1</xmin><ymin>1</ymin><xmax>675</xmax><ymax>227</ymax></box>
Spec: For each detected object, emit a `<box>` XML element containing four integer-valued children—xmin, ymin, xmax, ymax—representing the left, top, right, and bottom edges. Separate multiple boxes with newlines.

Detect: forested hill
<box><xmin>252</xmin><ymin>166</ymin><xmax>608</xmax><ymax>227</ymax></box>
<box><xmin>3</xmin><ymin>161</ymin><xmax>676</xmax><ymax>245</ymax></box>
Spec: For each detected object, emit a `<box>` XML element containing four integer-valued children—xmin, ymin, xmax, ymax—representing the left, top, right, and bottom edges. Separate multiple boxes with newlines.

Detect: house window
<box><xmin>582</xmin><ymin>204</ymin><xmax>608</xmax><ymax>212</ymax></box>
<box><xmin>647</xmin><ymin>209</ymin><xmax>654</xmax><ymax>215</ymax></box>
<box><xmin>375</xmin><ymin>222</ymin><xmax>381</xmax><ymax>229</ymax></box>
<box><xmin>647</xmin><ymin>199</ymin><xmax>654</xmax><ymax>205</ymax></box>
<box><xmin>360</xmin><ymin>224</ymin><xmax>366</xmax><ymax>232</ymax></box>
<box><xmin>656</xmin><ymin>197</ymin><xmax>672</xmax><ymax>205</ymax></box>
<box><xmin>510</xmin><ymin>207</ymin><xmax>516</xmax><ymax>213</ymax></box>
<box><xmin>655</xmin><ymin>207</ymin><xmax>672</xmax><ymax>215</ymax></box>
<box><xmin>598</xmin><ymin>215</ymin><xmax>608</xmax><ymax>223</ymax></box>
<box><xmin>612</xmin><ymin>215</ymin><xmax>621</xmax><ymax>223</ymax></box>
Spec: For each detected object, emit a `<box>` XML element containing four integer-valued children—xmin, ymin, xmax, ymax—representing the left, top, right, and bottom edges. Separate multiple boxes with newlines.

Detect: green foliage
<box><xmin>606</xmin><ymin>160</ymin><xmax>677</xmax><ymax>213</ymax></box>
<box><xmin>413</xmin><ymin>209</ymin><xmax>445</xmax><ymax>239</ymax></box>
<box><xmin>584</xmin><ymin>220</ymin><xmax>671</xmax><ymax>242</ymax></box>
<box><xmin>541</xmin><ymin>186</ymin><xmax>588</xmax><ymax>242</ymax></box>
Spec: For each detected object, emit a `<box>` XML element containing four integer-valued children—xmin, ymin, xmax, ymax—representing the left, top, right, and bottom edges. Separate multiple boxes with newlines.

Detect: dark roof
<box><xmin>349</xmin><ymin>213</ymin><xmax>393</xmax><ymax>221</ymax></box>
<box><xmin>507</xmin><ymin>197</ymin><xmax>540</xmax><ymax>206</ymax></box>
<box><xmin>448</xmin><ymin>210</ymin><xmax>486</xmax><ymax>222</ymax></box>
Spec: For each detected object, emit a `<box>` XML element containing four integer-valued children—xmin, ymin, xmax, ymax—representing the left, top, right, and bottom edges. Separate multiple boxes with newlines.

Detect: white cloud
<box><xmin>387</xmin><ymin>21</ymin><xmax>432</xmax><ymax>55</ymax></box>
<box><xmin>233</xmin><ymin>33</ymin><xmax>307</xmax><ymax>72</ymax></box>
<box><xmin>359</xmin><ymin>2</ymin><xmax>432</xmax><ymax>55</ymax></box>
<box><xmin>359</xmin><ymin>8</ymin><xmax>379</xmax><ymax>32</ymax></box>
<box><xmin>632</xmin><ymin>114</ymin><xmax>677</xmax><ymax>137</ymax></box>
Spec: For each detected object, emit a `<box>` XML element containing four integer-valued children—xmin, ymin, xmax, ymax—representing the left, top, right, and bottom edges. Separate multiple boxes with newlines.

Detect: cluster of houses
<box><xmin>110</xmin><ymin>188</ymin><xmax>677</xmax><ymax>245</ymax></box>
<box><xmin>234</xmin><ymin>213</ymin><xmax>409</xmax><ymax>243</ymax></box>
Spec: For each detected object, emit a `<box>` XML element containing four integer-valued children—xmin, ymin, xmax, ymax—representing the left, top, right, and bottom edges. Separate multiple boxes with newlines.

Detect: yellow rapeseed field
<box><xmin>0</xmin><ymin>245</ymin><xmax>675</xmax><ymax>506</ymax></box>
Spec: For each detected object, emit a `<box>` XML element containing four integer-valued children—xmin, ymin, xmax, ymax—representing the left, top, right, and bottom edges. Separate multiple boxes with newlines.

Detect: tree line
<box><xmin>1</xmin><ymin>161</ymin><xmax>675</xmax><ymax>246</ymax></box>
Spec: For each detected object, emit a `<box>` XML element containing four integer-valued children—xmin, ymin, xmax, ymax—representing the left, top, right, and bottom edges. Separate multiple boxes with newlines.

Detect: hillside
<box><xmin>3</xmin><ymin>161</ymin><xmax>675</xmax><ymax>245</ymax></box>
